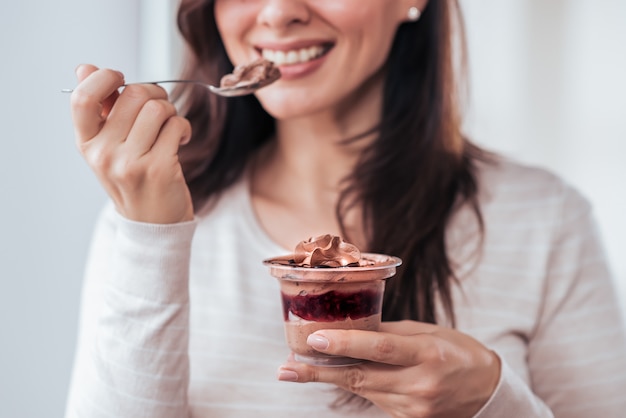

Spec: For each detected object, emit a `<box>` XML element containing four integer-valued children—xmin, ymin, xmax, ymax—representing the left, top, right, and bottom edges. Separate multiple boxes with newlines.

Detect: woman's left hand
<box><xmin>277</xmin><ymin>320</ymin><xmax>501</xmax><ymax>418</ymax></box>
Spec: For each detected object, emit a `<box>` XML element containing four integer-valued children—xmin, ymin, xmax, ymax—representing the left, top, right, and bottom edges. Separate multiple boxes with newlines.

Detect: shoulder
<box><xmin>475</xmin><ymin>156</ymin><xmax>591</xmax><ymax>217</ymax></box>
<box><xmin>453</xmin><ymin>155</ymin><xmax>597</xmax><ymax>266</ymax></box>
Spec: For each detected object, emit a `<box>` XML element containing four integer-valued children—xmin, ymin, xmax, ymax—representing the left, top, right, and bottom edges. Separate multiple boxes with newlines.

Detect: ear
<box><xmin>397</xmin><ymin>0</ymin><xmax>429</xmax><ymax>23</ymax></box>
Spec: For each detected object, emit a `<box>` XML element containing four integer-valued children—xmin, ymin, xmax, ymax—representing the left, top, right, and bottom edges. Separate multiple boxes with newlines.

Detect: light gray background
<box><xmin>0</xmin><ymin>2</ymin><xmax>138</xmax><ymax>417</ymax></box>
<box><xmin>1</xmin><ymin>1</ymin><xmax>624</xmax><ymax>417</ymax></box>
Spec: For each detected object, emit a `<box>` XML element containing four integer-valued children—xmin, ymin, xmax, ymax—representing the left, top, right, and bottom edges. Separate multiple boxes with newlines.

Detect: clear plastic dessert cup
<box><xmin>264</xmin><ymin>253</ymin><xmax>402</xmax><ymax>367</ymax></box>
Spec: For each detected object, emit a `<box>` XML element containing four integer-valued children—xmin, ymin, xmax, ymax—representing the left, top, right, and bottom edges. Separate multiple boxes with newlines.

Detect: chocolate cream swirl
<box><xmin>220</xmin><ymin>58</ymin><xmax>281</xmax><ymax>89</ymax></box>
<box><xmin>294</xmin><ymin>234</ymin><xmax>361</xmax><ymax>267</ymax></box>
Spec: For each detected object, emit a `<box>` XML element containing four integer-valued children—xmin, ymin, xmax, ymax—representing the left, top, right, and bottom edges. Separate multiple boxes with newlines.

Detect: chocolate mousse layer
<box><xmin>285</xmin><ymin>314</ymin><xmax>382</xmax><ymax>360</ymax></box>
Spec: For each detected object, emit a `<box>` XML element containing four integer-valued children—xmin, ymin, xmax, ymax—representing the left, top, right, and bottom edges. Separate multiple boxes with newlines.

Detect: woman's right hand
<box><xmin>70</xmin><ymin>64</ymin><xmax>194</xmax><ymax>224</ymax></box>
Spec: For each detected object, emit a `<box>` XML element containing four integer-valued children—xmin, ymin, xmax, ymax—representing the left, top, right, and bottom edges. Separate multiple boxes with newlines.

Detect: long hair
<box><xmin>173</xmin><ymin>0</ymin><xmax>274</xmax><ymax>208</ymax></box>
<box><xmin>174</xmin><ymin>2</ymin><xmax>487</xmax><ymax>407</ymax></box>
<box><xmin>342</xmin><ymin>2</ymin><xmax>487</xmax><ymax>326</ymax></box>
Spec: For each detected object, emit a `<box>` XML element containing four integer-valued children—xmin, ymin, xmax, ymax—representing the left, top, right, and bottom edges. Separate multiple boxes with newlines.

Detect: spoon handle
<box><xmin>60</xmin><ymin>79</ymin><xmax>209</xmax><ymax>93</ymax></box>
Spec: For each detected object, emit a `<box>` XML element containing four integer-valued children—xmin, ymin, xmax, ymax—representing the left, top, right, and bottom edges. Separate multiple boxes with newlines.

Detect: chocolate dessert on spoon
<box><xmin>216</xmin><ymin>58</ymin><xmax>281</xmax><ymax>95</ymax></box>
<box><xmin>62</xmin><ymin>58</ymin><xmax>281</xmax><ymax>97</ymax></box>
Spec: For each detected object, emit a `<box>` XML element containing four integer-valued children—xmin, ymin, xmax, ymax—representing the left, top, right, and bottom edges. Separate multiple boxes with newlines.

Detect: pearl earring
<box><xmin>408</xmin><ymin>6</ymin><xmax>421</xmax><ymax>21</ymax></box>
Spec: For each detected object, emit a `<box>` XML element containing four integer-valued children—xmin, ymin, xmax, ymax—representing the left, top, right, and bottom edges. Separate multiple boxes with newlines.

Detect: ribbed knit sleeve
<box><xmin>65</xmin><ymin>204</ymin><xmax>197</xmax><ymax>418</ymax></box>
<box><xmin>474</xmin><ymin>185</ymin><xmax>626</xmax><ymax>417</ymax></box>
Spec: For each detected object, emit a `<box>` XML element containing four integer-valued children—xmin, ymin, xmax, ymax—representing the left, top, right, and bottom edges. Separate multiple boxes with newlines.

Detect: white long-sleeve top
<box><xmin>65</xmin><ymin>158</ymin><xmax>626</xmax><ymax>417</ymax></box>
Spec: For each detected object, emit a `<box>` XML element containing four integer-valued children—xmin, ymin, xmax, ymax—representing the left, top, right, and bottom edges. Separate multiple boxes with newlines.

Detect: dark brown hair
<box><xmin>174</xmin><ymin>1</ymin><xmax>486</xmax><ymax>406</ymax></box>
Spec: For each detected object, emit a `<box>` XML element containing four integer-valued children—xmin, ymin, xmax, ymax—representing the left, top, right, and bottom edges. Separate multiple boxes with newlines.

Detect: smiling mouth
<box><xmin>259</xmin><ymin>43</ymin><xmax>333</xmax><ymax>66</ymax></box>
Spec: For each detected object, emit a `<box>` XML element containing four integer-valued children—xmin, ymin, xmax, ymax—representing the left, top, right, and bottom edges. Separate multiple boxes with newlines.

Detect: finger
<box><xmin>307</xmin><ymin>329</ymin><xmax>434</xmax><ymax>367</ymax></box>
<box><xmin>76</xmin><ymin>64</ymin><xmax>124</xmax><ymax>106</ymax></box>
<box><xmin>71</xmin><ymin>67</ymin><xmax>125</xmax><ymax>141</ymax></box>
<box><xmin>123</xmin><ymin>99</ymin><xmax>178</xmax><ymax>156</ymax></box>
<box><xmin>379</xmin><ymin>320</ymin><xmax>439</xmax><ymax>335</ymax></box>
<box><xmin>149</xmin><ymin>116</ymin><xmax>192</xmax><ymax>156</ymax></box>
<box><xmin>97</xmin><ymin>84</ymin><xmax>170</xmax><ymax>149</ymax></box>
<box><xmin>278</xmin><ymin>360</ymin><xmax>412</xmax><ymax>396</ymax></box>
<box><xmin>278</xmin><ymin>361</ymin><xmax>436</xmax><ymax>418</ymax></box>
<box><xmin>75</xmin><ymin>63</ymin><xmax>99</xmax><ymax>83</ymax></box>
<box><xmin>74</xmin><ymin>65</ymin><xmax>124</xmax><ymax>125</ymax></box>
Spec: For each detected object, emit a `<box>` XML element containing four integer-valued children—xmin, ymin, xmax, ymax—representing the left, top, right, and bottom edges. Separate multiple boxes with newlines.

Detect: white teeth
<box><xmin>286</xmin><ymin>50</ymin><xmax>299</xmax><ymax>64</ymax></box>
<box><xmin>274</xmin><ymin>50</ymin><xmax>286</xmax><ymax>64</ymax></box>
<box><xmin>262</xmin><ymin>49</ymin><xmax>273</xmax><ymax>61</ymax></box>
<box><xmin>261</xmin><ymin>45</ymin><xmax>326</xmax><ymax>66</ymax></box>
<box><xmin>299</xmin><ymin>49</ymin><xmax>310</xmax><ymax>62</ymax></box>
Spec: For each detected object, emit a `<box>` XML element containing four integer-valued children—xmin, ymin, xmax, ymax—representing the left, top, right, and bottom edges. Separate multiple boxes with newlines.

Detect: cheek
<box><xmin>326</xmin><ymin>4</ymin><xmax>400</xmax><ymax>65</ymax></box>
<box><xmin>322</xmin><ymin>1</ymin><xmax>400</xmax><ymax>36</ymax></box>
<box><xmin>214</xmin><ymin>1</ymin><xmax>257</xmax><ymax>63</ymax></box>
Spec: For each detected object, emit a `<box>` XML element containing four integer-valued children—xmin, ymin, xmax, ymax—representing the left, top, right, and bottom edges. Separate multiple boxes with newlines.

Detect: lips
<box><xmin>251</xmin><ymin>42</ymin><xmax>332</xmax><ymax>81</ymax></box>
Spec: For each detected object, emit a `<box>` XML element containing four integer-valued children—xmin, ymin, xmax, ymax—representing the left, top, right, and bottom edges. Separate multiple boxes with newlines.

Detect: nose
<box><xmin>257</xmin><ymin>0</ymin><xmax>311</xmax><ymax>29</ymax></box>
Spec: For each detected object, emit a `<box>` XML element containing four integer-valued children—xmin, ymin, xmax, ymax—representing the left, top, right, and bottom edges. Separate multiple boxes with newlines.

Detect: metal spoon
<box><xmin>61</xmin><ymin>72</ymin><xmax>280</xmax><ymax>98</ymax></box>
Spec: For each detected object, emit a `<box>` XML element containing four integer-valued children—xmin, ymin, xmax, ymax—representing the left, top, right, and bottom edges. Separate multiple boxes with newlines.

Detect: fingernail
<box><xmin>307</xmin><ymin>334</ymin><xmax>330</xmax><ymax>351</ymax></box>
<box><xmin>277</xmin><ymin>369</ymin><xmax>299</xmax><ymax>382</ymax></box>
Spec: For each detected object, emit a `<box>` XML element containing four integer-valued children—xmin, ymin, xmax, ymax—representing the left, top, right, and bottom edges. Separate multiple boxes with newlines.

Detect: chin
<box><xmin>255</xmin><ymin>88</ymin><xmax>328</xmax><ymax>120</ymax></box>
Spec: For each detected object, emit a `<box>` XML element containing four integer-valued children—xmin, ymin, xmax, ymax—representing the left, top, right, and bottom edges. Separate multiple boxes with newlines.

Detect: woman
<box><xmin>65</xmin><ymin>0</ymin><xmax>626</xmax><ymax>417</ymax></box>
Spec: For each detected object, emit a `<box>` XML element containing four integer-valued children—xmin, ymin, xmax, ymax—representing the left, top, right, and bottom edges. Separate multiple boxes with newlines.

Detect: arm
<box><xmin>65</xmin><ymin>63</ymin><xmax>197</xmax><ymax>417</ymax></box>
<box><xmin>475</xmin><ymin>185</ymin><xmax>626</xmax><ymax>417</ymax></box>
<box><xmin>276</xmin><ymin>186</ymin><xmax>626</xmax><ymax>417</ymax></box>
<box><xmin>529</xmin><ymin>187</ymin><xmax>625</xmax><ymax>415</ymax></box>
<box><xmin>65</xmin><ymin>204</ymin><xmax>196</xmax><ymax>418</ymax></box>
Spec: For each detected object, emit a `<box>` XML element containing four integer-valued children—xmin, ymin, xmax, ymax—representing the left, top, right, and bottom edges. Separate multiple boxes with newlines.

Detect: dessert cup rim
<box><xmin>263</xmin><ymin>252</ymin><xmax>402</xmax><ymax>273</ymax></box>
